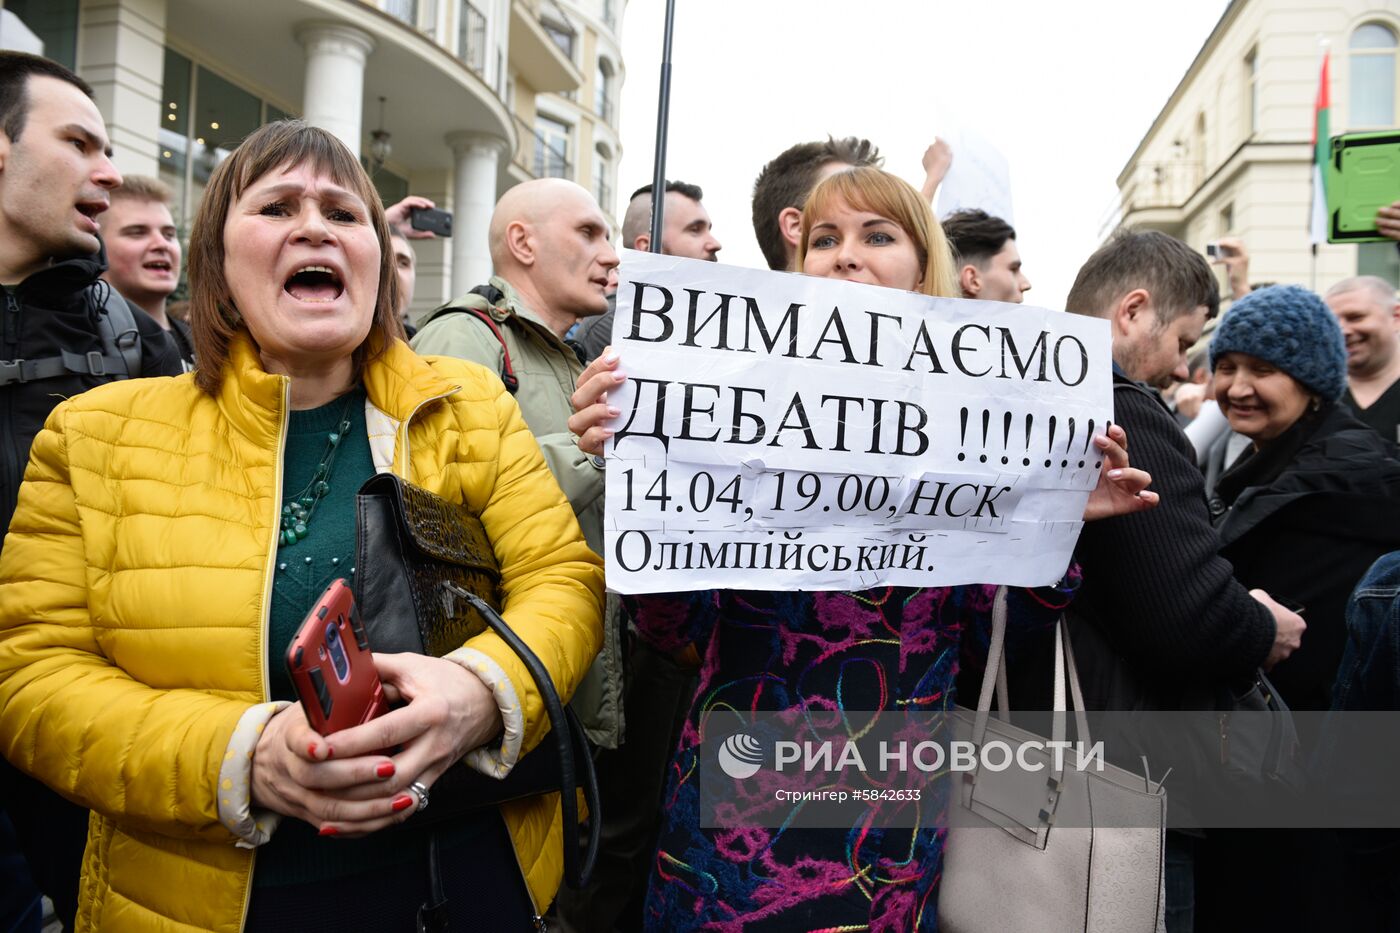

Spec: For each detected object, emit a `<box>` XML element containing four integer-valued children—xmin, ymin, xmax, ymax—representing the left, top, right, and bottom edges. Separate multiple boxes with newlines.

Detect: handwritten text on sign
<box><xmin>603</xmin><ymin>250</ymin><xmax>1112</xmax><ymax>593</ymax></box>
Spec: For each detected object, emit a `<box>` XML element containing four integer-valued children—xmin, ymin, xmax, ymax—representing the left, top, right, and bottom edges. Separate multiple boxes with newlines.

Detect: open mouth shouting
<box><xmin>75</xmin><ymin>200</ymin><xmax>106</xmax><ymax>233</ymax></box>
<box><xmin>284</xmin><ymin>264</ymin><xmax>345</xmax><ymax>304</ymax></box>
<box><xmin>143</xmin><ymin>259</ymin><xmax>174</xmax><ymax>278</ymax></box>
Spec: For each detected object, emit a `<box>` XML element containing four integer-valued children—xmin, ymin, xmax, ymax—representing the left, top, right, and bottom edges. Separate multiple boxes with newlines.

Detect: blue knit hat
<box><xmin>1209</xmin><ymin>284</ymin><xmax>1348</xmax><ymax>401</ymax></box>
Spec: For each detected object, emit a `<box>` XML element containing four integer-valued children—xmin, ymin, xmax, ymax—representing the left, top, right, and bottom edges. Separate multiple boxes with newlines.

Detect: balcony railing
<box><xmin>459</xmin><ymin>1</ymin><xmax>487</xmax><ymax>76</ymax></box>
<box><xmin>513</xmin><ymin>114</ymin><xmax>572</xmax><ymax>180</ymax></box>
<box><xmin>1119</xmin><ymin>160</ymin><xmax>1204</xmax><ymax>214</ymax></box>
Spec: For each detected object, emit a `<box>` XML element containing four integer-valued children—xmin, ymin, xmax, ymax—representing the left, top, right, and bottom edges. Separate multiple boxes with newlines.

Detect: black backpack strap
<box><xmin>0</xmin><ymin>284</ymin><xmax>143</xmax><ymax>388</ymax></box>
<box><xmin>424</xmin><ymin>286</ymin><xmax>519</xmax><ymax>394</ymax></box>
<box><xmin>95</xmin><ymin>285</ymin><xmax>142</xmax><ymax>379</ymax></box>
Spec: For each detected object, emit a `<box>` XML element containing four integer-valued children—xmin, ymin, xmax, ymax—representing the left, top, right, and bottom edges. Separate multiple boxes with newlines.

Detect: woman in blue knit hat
<box><xmin>1196</xmin><ymin>284</ymin><xmax>1400</xmax><ymax>933</ymax></box>
<box><xmin>1205</xmin><ymin>284</ymin><xmax>1400</xmax><ymax>713</ymax></box>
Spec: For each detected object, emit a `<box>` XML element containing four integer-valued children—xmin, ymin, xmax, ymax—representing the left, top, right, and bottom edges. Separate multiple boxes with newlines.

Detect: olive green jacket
<box><xmin>412</xmin><ymin>276</ymin><xmax>622</xmax><ymax>748</ymax></box>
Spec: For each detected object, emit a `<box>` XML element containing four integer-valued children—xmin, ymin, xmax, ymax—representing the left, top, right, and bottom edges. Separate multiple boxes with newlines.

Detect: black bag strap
<box><xmin>442</xmin><ymin>582</ymin><xmax>601</xmax><ymax>889</ymax></box>
<box><xmin>424</xmin><ymin>285</ymin><xmax>519</xmax><ymax>394</ymax></box>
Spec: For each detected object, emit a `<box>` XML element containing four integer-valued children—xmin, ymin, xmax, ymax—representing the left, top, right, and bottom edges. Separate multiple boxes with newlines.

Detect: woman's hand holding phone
<box><xmin>250</xmin><ymin>657</ymin><xmax>501</xmax><ymax>837</ymax></box>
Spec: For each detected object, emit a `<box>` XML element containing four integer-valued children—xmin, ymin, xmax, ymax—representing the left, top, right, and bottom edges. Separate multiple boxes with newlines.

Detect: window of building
<box><xmin>1350</xmin><ymin>23</ymin><xmax>1398</xmax><ymax>127</ymax></box>
<box><xmin>362</xmin><ymin>159</ymin><xmax>409</xmax><ymax>208</ymax></box>
<box><xmin>534</xmin><ymin>113</ymin><xmax>571</xmax><ymax>179</ymax></box>
<box><xmin>1245</xmin><ymin>46</ymin><xmax>1260</xmax><ymax>137</ymax></box>
<box><xmin>385</xmin><ymin>0</ymin><xmax>418</xmax><ymax>27</ymax></box>
<box><xmin>459</xmin><ymin>1</ymin><xmax>488</xmax><ymax>76</ymax></box>
<box><xmin>158</xmin><ymin>47</ymin><xmax>296</xmax><ymax>228</ymax></box>
<box><xmin>593</xmin><ymin>144</ymin><xmax>611</xmax><ymax>214</ymax></box>
<box><xmin>7</xmin><ymin>0</ymin><xmax>79</xmax><ymax>69</ymax></box>
<box><xmin>540</xmin><ymin>17</ymin><xmax>574</xmax><ymax>60</ymax></box>
<box><xmin>595</xmin><ymin>59</ymin><xmax>614</xmax><ymax>123</ymax></box>
<box><xmin>1358</xmin><ymin>243</ymin><xmax>1400</xmax><ymax>289</ymax></box>
<box><xmin>1194</xmin><ymin>111</ymin><xmax>1207</xmax><ymax>175</ymax></box>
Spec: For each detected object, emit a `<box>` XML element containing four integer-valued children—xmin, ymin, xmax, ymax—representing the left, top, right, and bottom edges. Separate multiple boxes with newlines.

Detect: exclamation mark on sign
<box><xmin>1001</xmin><ymin>411</ymin><xmax>1012</xmax><ymax>465</ymax></box>
<box><xmin>1023</xmin><ymin>413</ymin><xmax>1033</xmax><ymax>466</ymax></box>
<box><xmin>1064</xmin><ymin>418</ymin><xmax>1076</xmax><ymax>469</ymax></box>
<box><xmin>958</xmin><ymin>407</ymin><xmax>969</xmax><ymax>461</ymax></box>
<box><xmin>1080</xmin><ymin>418</ymin><xmax>1095</xmax><ymax>468</ymax></box>
<box><xmin>979</xmin><ymin>409</ymin><xmax>990</xmax><ymax>464</ymax></box>
<box><xmin>1045</xmin><ymin>416</ymin><xmax>1057</xmax><ymax>468</ymax></box>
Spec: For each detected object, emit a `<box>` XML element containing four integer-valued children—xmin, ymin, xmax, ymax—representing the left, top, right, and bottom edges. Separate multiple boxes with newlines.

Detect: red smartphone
<box><xmin>286</xmin><ymin>579</ymin><xmax>388</xmax><ymax>735</ymax></box>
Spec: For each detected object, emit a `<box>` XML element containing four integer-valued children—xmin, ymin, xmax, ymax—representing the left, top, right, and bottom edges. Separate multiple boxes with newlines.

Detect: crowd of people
<box><xmin>0</xmin><ymin>47</ymin><xmax>1399</xmax><ymax>933</ymax></box>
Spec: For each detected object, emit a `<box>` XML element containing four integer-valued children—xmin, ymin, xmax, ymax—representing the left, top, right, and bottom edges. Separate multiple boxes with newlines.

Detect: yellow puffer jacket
<box><xmin>0</xmin><ymin>336</ymin><xmax>604</xmax><ymax>932</ymax></box>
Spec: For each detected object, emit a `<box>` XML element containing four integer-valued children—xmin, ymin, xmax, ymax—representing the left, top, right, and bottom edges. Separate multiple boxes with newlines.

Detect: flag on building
<box><xmin>1309</xmin><ymin>50</ymin><xmax>1331</xmax><ymax>245</ymax></box>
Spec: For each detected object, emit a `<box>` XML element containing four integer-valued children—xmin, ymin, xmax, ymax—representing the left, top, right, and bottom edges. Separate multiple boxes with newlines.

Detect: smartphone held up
<box><xmin>409</xmin><ymin>206</ymin><xmax>453</xmax><ymax>237</ymax></box>
<box><xmin>286</xmin><ymin>579</ymin><xmax>388</xmax><ymax>736</ymax></box>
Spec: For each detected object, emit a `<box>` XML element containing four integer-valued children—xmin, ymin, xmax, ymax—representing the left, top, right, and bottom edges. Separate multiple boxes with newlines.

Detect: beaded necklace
<box><xmin>279</xmin><ymin>392</ymin><xmax>356</xmax><ymax>547</ymax></box>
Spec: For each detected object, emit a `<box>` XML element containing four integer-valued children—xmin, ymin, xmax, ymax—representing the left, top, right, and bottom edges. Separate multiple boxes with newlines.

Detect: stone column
<box><xmin>446</xmin><ymin>131</ymin><xmax>507</xmax><ymax>289</ymax></box>
<box><xmin>296</xmin><ymin>22</ymin><xmax>374</xmax><ymax>158</ymax></box>
<box><xmin>77</xmin><ymin>0</ymin><xmax>167</xmax><ymax>177</ymax></box>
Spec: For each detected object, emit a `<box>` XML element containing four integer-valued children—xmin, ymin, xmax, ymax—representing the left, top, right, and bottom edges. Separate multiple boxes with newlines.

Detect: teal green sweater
<box><xmin>255</xmin><ymin>386</ymin><xmax>487</xmax><ymax>888</ymax></box>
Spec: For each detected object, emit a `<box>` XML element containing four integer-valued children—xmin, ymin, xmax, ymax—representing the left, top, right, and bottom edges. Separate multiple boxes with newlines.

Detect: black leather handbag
<box><xmin>353</xmin><ymin>472</ymin><xmax>601</xmax><ymax>890</ymax></box>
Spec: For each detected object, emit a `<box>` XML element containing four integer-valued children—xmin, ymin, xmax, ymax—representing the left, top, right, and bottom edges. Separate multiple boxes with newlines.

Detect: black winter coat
<box><xmin>0</xmin><ymin>252</ymin><xmax>182</xmax><ymax>538</ymax></box>
<box><xmin>1211</xmin><ymin>402</ymin><xmax>1400</xmax><ymax>712</ymax></box>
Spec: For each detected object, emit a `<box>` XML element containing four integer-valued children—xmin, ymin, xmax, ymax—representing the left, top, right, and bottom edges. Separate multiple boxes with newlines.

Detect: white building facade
<box><xmin>1115</xmin><ymin>0</ymin><xmax>1399</xmax><ymax>293</ymax></box>
<box><xmin>4</xmin><ymin>0</ymin><xmax>626</xmax><ymax>322</ymax></box>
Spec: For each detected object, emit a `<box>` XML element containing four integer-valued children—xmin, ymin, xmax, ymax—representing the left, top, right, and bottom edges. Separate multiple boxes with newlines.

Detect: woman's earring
<box><xmin>1310</xmin><ymin>396</ymin><xmax>1321</xmax><ymax>411</ymax></box>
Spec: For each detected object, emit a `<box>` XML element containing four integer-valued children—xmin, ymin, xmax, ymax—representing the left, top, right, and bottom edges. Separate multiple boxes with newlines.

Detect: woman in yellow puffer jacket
<box><xmin>0</xmin><ymin>120</ymin><xmax>604</xmax><ymax>932</ymax></box>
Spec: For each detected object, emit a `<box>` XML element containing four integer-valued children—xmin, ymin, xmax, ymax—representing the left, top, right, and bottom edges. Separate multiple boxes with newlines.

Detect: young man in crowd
<box><xmin>1327</xmin><ymin>275</ymin><xmax>1400</xmax><ymax>443</ymax></box>
<box><xmin>1059</xmin><ymin>230</ymin><xmax>1305</xmax><ymax>931</ymax></box>
<box><xmin>750</xmin><ymin>136</ymin><xmax>882</xmax><ymax>272</ymax></box>
<box><xmin>0</xmin><ymin>50</ymin><xmax>183</xmax><ymax>933</ymax></box>
<box><xmin>97</xmin><ymin>174</ymin><xmax>193</xmax><ymax>367</ymax></box>
<box><xmin>941</xmin><ymin>208</ymin><xmax>1031</xmax><ymax>302</ymax></box>
<box><xmin>388</xmin><ymin>226</ymin><xmax>418</xmax><ymax>336</ymax></box>
<box><xmin>575</xmin><ymin>179</ymin><xmax>721</xmax><ymax>361</ymax></box>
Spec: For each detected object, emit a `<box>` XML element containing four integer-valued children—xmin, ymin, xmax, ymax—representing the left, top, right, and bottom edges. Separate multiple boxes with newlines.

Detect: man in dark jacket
<box><xmin>0</xmin><ymin>51</ymin><xmax>183</xmax><ymax>932</ymax></box>
<box><xmin>1057</xmin><ymin>230</ymin><xmax>1306</xmax><ymax>933</ymax></box>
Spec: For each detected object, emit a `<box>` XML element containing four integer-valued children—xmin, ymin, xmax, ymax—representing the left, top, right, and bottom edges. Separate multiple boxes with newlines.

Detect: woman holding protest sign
<box><xmin>569</xmin><ymin>166</ymin><xmax>1155</xmax><ymax>930</ymax></box>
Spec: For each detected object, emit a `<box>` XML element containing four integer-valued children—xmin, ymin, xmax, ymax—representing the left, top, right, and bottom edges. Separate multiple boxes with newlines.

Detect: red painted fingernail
<box><xmin>392</xmin><ymin>794</ymin><xmax>414</xmax><ymax>812</ymax></box>
<box><xmin>307</xmin><ymin>742</ymin><xmax>317</xmax><ymax>758</ymax></box>
<box><xmin>376</xmin><ymin>762</ymin><xmax>395</xmax><ymax>778</ymax></box>
<box><xmin>318</xmin><ymin>826</ymin><xmax>338</xmax><ymax>837</ymax></box>
<box><xmin>325</xmin><ymin>745</ymin><xmax>334</xmax><ymax>759</ymax></box>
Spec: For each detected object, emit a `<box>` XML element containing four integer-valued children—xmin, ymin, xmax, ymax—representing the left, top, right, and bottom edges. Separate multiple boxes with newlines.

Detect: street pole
<box><xmin>647</xmin><ymin>0</ymin><xmax>677</xmax><ymax>253</ymax></box>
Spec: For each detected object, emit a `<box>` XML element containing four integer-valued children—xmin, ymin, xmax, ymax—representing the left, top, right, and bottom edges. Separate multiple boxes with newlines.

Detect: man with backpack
<box><xmin>410</xmin><ymin>177</ymin><xmax>622</xmax><ymax>743</ymax></box>
<box><xmin>0</xmin><ymin>51</ymin><xmax>183</xmax><ymax>931</ymax></box>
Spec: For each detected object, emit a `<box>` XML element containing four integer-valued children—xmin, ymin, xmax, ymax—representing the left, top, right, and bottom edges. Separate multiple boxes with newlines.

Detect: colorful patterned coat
<box><xmin>626</xmin><ymin>580</ymin><xmax>1075</xmax><ymax>932</ymax></box>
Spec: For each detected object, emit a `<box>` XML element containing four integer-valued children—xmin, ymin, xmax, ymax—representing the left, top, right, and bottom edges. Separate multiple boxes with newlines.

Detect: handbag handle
<box><xmin>973</xmin><ymin>588</ymin><xmax>1092</xmax><ymax>752</ymax></box>
<box><xmin>442</xmin><ymin>582</ymin><xmax>601</xmax><ymax>889</ymax></box>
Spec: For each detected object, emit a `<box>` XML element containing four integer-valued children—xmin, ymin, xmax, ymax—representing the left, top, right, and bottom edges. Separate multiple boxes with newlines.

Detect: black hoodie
<box><xmin>0</xmin><ymin>250</ymin><xmax>183</xmax><ymax>538</ymax></box>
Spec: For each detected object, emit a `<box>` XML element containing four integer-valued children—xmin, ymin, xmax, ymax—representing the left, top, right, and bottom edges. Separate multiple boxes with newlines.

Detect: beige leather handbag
<box><xmin>938</xmin><ymin>588</ymin><xmax>1169</xmax><ymax>933</ymax></box>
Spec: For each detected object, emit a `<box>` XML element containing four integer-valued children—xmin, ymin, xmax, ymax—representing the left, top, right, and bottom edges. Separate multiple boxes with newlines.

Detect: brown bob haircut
<box><xmin>796</xmin><ymin>167</ymin><xmax>960</xmax><ymax>299</ymax></box>
<box><xmin>188</xmin><ymin>120</ymin><xmax>401</xmax><ymax>395</ymax></box>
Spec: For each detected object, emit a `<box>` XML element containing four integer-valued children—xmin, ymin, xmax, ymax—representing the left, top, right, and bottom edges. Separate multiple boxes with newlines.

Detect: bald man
<box><xmin>410</xmin><ymin>179</ymin><xmax>623</xmax><ymax>746</ymax></box>
<box><xmin>1328</xmin><ymin>275</ymin><xmax>1400</xmax><ymax>442</ymax></box>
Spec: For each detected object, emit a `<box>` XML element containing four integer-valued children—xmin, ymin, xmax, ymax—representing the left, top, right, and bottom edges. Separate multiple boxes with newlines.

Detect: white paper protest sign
<box><xmin>936</xmin><ymin>130</ymin><xmax>1014</xmax><ymax>225</ymax></box>
<box><xmin>603</xmin><ymin>249</ymin><xmax>1111</xmax><ymax>593</ymax></box>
